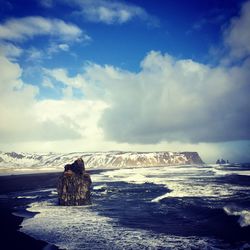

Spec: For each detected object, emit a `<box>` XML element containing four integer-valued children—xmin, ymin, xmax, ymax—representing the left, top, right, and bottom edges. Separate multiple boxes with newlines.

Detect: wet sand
<box><xmin>0</xmin><ymin>172</ymin><xmax>61</xmax><ymax>250</ymax></box>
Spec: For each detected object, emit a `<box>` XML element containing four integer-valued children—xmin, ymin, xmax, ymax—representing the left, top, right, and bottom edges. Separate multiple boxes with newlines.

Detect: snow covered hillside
<box><xmin>0</xmin><ymin>151</ymin><xmax>204</xmax><ymax>174</ymax></box>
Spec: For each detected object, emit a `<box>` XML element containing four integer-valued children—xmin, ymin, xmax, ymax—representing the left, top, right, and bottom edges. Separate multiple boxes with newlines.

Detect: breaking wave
<box><xmin>18</xmin><ymin>164</ymin><xmax>250</xmax><ymax>249</ymax></box>
<box><xmin>92</xmin><ymin>165</ymin><xmax>250</xmax><ymax>202</ymax></box>
<box><xmin>224</xmin><ymin>206</ymin><xmax>250</xmax><ymax>227</ymax></box>
<box><xmin>20</xmin><ymin>199</ymin><xmax>231</xmax><ymax>250</ymax></box>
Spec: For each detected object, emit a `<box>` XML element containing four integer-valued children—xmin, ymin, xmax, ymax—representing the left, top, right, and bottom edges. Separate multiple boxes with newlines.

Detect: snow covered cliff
<box><xmin>0</xmin><ymin>151</ymin><xmax>204</xmax><ymax>174</ymax></box>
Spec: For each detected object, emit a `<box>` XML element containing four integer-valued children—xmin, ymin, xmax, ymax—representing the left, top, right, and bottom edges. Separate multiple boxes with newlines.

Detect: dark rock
<box><xmin>64</xmin><ymin>158</ymin><xmax>85</xmax><ymax>175</ymax></box>
<box><xmin>57</xmin><ymin>158</ymin><xmax>91</xmax><ymax>206</ymax></box>
<box><xmin>220</xmin><ymin>159</ymin><xmax>226</xmax><ymax>164</ymax></box>
<box><xmin>6</xmin><ymin>152</ymin><xmax>24</xmax><ymax>159</ymax></box>
<box><xmin>180</xmin><ymin>152</ymin><xmax>204</xmax><ymax>164</ymax></box>
<box><xmin>216</xmin><ymin>159</ymin><xmax>228</xmax><ymax>164</ymax></box>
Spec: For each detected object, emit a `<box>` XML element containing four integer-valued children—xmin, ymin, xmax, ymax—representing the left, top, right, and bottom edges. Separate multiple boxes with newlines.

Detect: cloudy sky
<box><xmin>0</xmin><ymin>0</ymin><xmax>249</xmax><ymax>163</ymax></box>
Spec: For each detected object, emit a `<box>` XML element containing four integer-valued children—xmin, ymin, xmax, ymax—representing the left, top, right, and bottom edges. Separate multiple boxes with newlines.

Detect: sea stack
<box><xmin>57</xmin><ymin>158</ymin><xmax>92</xmax><ymax>205</ymax></box>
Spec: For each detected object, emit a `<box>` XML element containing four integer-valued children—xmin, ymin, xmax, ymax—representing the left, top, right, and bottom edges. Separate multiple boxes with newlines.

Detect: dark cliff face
<box><xmin>57</xmin><ymin>158</ymin><xmax>91</xmax><ymax>206</ymax></box>
<box><xmin>181</xmin><ymin>152</ymin><xmax>204</xmax><ymax>164</ymax></box>
<box><xmin>6</xmin><ymin>152</ymin><xmax>25</xmax><ymax>159</ymax></box>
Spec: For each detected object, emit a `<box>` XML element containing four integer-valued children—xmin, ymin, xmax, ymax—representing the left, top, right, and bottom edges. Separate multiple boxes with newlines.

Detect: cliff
<box><xmin>0</xmin><ymin>151</ymin><xmax>204</xmax><ymax>173</ymax></box>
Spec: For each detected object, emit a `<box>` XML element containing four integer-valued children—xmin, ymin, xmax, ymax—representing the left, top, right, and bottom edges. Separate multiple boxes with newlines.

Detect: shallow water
<box><xmin>18</xmin><ymin>164</ymin><xmax>250</xmax><ymax>249</ymax></box>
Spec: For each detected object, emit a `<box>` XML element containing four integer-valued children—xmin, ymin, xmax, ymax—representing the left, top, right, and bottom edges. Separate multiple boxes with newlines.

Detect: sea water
<box><xmin>18</xmin><ymin>164</ymin><xmax>250</xmax><ymax>249</ymax></box>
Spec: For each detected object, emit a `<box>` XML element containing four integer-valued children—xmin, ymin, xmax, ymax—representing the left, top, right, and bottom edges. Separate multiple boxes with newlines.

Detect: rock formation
<box><xmin>216</xmin><ymin>159</ymin><xmax>229</xmax><ymax>165</ymax></box>
<box><xmin>57</xmin><ymin>158</ymin><xmax>91</xmax><ymax>206</ymax></box>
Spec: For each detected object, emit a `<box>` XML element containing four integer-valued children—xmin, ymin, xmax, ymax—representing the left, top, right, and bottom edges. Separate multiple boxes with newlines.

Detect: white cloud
<box><xmin>26</xmin><ymin>47</ymin><xmax>44</xmax><ymax>61</ymax></box>
<box><xmin>44</xmin><ymin>67</ymin><xmax>87</xmax><ymax>89</ymax></box>
<box><xmin>223</xmin><ymin>0</ymin><xmax>250</xmax><ymax>61</ymax></box>
<box><xmin>69</xmin><ymin>0</ymin><xmax>157</xmax><ymax>25</ymax></box>
<box><xmin>0</xmin><ymin>54</ymin><xmax>105</xmax><ymax>143</ymax></box>
<box><xmin>62</xmin><ymin>51</ymin><xmax>249</xmax><ymax>144</ymax></box>
<box><xmin>0</xmin><ymin>42</ymin><xmax>23</xmax><ymax>59</ymax></box>
<box><xmin>62</xmin><ymin>86</ymin><xmax>73</xmax><ymax>99</ymax></box>
<box><xmin>34</xmin><ymin>99</ymin><xmax>107</xmax><ymax>140</ymax></box>
<box><xmin>42</xmin><ymin>77</ymin><xmax>54</xmax><ymax>88</ymax></box>
<box><xmin>0</xmin><ymin>16</ymin><xmax>87</xmax><ymax>42</ymax></box>
<box><xmin>47</xmin><ymin>43</ymin><xmax>70</xmax><ymax>56</ymax></box>
<box><xmin>0</xmin><ymin>52</ymin><xmax>249</xmax><ymax>162</ymax></box>
<box><xmin>58</xmin><ymin>43</ymin><xmax>69</xmax><ymax>51</ymax></box>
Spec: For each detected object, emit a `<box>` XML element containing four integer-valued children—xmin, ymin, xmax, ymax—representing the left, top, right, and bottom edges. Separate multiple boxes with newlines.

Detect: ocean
<box><xmin>15</xmin><ymin>164</ymin><xmax>250</xmax><ymax>249</ymax></box>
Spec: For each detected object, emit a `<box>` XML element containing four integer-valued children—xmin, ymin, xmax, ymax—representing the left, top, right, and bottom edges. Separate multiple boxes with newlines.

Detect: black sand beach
<box><xmin>0</xmin><ymin>172</ymin><xmax>61</xmax><ymax>250</ymax></box>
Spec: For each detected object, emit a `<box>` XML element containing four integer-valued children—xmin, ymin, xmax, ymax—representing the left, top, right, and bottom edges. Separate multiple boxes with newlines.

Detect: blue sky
<box><xmin>0</xmin><ymin>0</ymin><xmax>249</xmax><ymax>163</ymax></box>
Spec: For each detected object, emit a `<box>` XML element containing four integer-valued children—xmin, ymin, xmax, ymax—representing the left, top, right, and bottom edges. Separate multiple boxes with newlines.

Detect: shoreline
<box><xmin>0</xmin><ymin>172</ymin><xmax>64</xmax><ymax>250</ymax></box>
<box><xmin>0</xmin><ymin>167</ymin><xmax>109</xmax><ymax>177</ymax></box>
<box><xmin>0</xmin><ymin>170</ymin><xmax>103</xmax><ymax>250</ymax></box>
<box><xmin>0</xmin><ymin>197</ymin><xmax>59</xmax><ymax>250</ymax></box>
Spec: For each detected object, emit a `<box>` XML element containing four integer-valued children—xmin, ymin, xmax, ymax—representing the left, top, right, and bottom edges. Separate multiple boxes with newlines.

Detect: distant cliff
<box><xmin>0</xmin><ymin>151</ymin><xmax>204</xmax><ymax>173</ymax></box>
<box><xmin>85</xmin><ymin>151</ymin><xmax>204</xmax><ymax>167</ymax></box>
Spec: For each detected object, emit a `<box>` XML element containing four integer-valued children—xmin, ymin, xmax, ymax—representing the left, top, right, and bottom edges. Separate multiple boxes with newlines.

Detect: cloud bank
<box><xmin>48</xmin><ymin>51</ymin><xmax>248</xmax><ymax>144</ymax></box>
<box><xmin>0</xmin><ymin>16</ymin><xmax>86</xmax><ymax>42</ymax></box>
<box><xmin>43</xmin><ymin>0</ymin><xmax>250</xmax><ymax>145</ymax></box>
<box><xmin>0</xmin><ymin>55</ymin><xmax>106</xmax><ymax>143</ymax></box>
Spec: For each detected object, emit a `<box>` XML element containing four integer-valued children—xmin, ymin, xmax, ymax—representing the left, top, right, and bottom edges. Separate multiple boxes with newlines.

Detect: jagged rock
<box><xmin>57</xmin><ymin>158</ymin><xmax>92</xmax><ymax>206</ymax></box>
<box><xmin>6</xmin><ymin>152</ymin><xmax>24</xmax><ymax>159</ymax></box>
<box><xmin>220</xmin><ymin>159</ymin><xmax>226</xmax><ymax>164</ymax></box>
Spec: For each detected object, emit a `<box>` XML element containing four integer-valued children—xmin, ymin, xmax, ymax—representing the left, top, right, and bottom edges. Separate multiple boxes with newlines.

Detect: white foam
<box><xmin>151</xmin><ymin>193</ymin><xmax>170</xmax><ymax>203</ymax></box>
<box><xmin>38</xmin><ymin>188</ymin><xmax>55</xmax><ymax>193</ymax></box>
<box><xmin>213</xmin><ymin>168</ymin><xmax>250</xmax><ymax>176</ymax></box>
<box><xmin>17</xmin><ymin>196</ymin><xmax>38</xmax><ymax>199</ymax></box>
<box><xmin>16</xmin><ymin>188</ymin><xmax>57</xmax><ymax>199</ymax></box>
<box><xmin>93</xmin><ymin>165</ymin><xmax>209</xmax><ymax>184</ymax></box>
<box><xmin>151</xmin><ymin>181</ymin><xmax>243</xmax><ymax>202</ymax></box>
<box><xmin>224</xmin><ymin>206</ymin><xmax>250</xmax><ymax>227</ymax></box>
<box><xmin>91</xmin><ymin>165</ymin><xmax>247</xmax><ymax>202</ymax></box>
<box><xmin>93</xmin><ymin>184</ymin><xmax>108</xmax><ymax>191</ymax></box>
<box><xmin>20</xmin><ymin>200</ymin><xmax>228</xmax><ymax>250</ymax></box>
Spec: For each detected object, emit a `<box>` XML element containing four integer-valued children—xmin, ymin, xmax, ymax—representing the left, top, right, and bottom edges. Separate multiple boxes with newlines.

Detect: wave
<box><xmin>91</xmin><ymin>166</ymin><xmax>246</xmax><ymax>202</ymax></box>
<box><xmin>20</xmin><ymin>199</ymin><xmax>232</xmax><ymax>250</ymax></box>
<box><xmin>17</xmin><ymin>166</ymin><xmax>250</xmax><ymax>249</ymax></box>
<box><xmin>224</xmin><ymin>206</ymin><xmax>250</xmax><ymax>227</ymax></box>
<box><xmin>213</xmin><ymin>168</ymin><xmax>250</xmax><ymax>176</ymax></box>
<box><xmin>17</xmin><ymin>195</ymin><xmax>38</xmax><ymax>199</ymax></box>
<box><xmin>93</xmin><ymin>184</ymin><xmax>108</xmax><ymax>190</ymax></box>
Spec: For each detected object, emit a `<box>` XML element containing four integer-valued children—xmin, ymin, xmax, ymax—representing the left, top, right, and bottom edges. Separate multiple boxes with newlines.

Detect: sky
<box><xmin>0</xmin><ymin>0</ymin><xmax>249</xmax><ymax>163</ymax></box>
